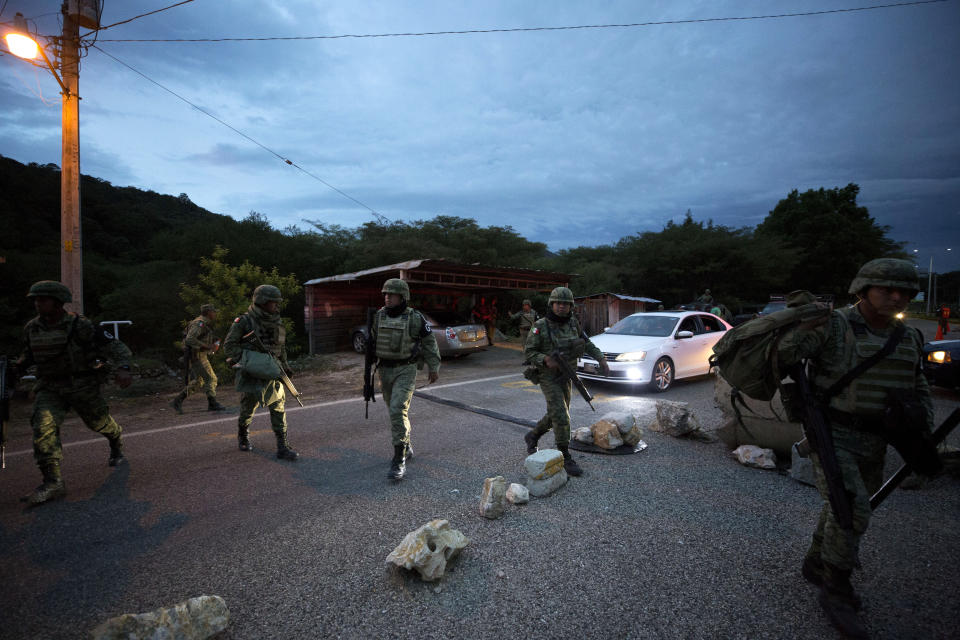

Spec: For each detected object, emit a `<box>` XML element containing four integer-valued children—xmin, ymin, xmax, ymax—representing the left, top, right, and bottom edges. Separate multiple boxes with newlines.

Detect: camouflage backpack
<box><xmin>709</xmin><ymin>302</ymin><xmax>830</xmax><ymax>401</ymax></box>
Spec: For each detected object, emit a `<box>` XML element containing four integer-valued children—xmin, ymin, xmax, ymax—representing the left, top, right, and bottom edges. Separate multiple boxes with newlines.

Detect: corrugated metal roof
<box><xmin>305</xmin><ymin>258</ymin><xmax>570</xmax><ymax>286</ymax></box>
<box><xmin>575</xmin><ymin>292</ymin><xmax>661</xmax><ymax>303</ymax></box>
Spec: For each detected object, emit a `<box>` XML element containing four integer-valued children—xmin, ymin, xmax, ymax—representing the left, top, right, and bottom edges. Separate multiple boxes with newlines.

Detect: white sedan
<box><xmin>577</xmin><ymin>311</ymin><xmax>731</xmax><ymax>392</ymax></box>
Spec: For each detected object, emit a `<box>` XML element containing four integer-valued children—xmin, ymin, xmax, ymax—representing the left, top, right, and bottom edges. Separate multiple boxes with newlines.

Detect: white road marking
<box><xmin>5</xmin><ymin>372</ymin><xmax>524</xmax><ymax>458</ymax></box>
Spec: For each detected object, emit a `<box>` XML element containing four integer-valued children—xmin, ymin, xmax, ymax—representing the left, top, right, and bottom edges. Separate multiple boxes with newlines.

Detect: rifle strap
<box><xmin>819</xmin><ymin>322</ymin><xmax>906</xmax><ymax>401</ymax></box>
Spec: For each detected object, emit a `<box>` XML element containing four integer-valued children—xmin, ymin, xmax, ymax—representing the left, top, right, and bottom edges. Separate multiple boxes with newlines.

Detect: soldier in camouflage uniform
<box><xmin>509</xmin><ymin>299</ymin><xmax>538</xmax><ymax>345</ymax></box>
<box><xmin>697</xmin><ymin>289</ymin><xmax>713</xmax><ymax>305</ymax></box>
<box><xmin>523</xmin><ymin>287</ymin><xmax>609</xmax><ymax>476</ymax></box>
<box><xmin>16</xmin><ymin>281</ymin><xmax>134</xmax><ymax>505</ymax></box>
<box><xmin>776</xmin><ymin>259</ymin><xmax>933</xmax><ymax>639</ymax></box>
<box><xmin>223</xmin><ymin>285</ymin><xmax>298</xmax><ymax>460</ymax></box>
<box><xmin>171</xmin><ymin>303</ymin><xmax>226</xmax><ymax>414</ymax></box>
<box><xmin>371</xmin><ymin>278</ymin><xmax>441</xmax><ymax>481</ymax></box>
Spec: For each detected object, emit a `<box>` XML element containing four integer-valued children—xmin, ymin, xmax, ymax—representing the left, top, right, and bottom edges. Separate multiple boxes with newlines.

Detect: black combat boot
<box><xmin>170</xmin><ymin>391</ymin><xmax>187</xmax><ymax>415</ymax></box>
<box><xmin>819</xmin><ymin>564</ymin><xmax>869</xmax><ymax>639</ymax></box>
<box><xmin>22</xmin><ymin>463</ymin><xmax>66</xmax><ymax>505</ymax></box>
<box><xmin>524</xmin><ymin>430</ymin><xmax>541</xmax><ymax>455</ymax></box>
<box><xmin>108</xmin><ymin>436</ymin><xmax>125</xmax><ymax>467</ymax></box>
<box><xmin>558</xmin><ymin>445</ymin><xmax>583</xmax><ymax>477</ymax></box>
<box><xmin>405</xmin><ymin>442</ymin><xmax>414</xmax><ymax>461</ymax></box>
<box><xmin>238</xmin><ymin>425</ymin><xmax>252</xmax><ymax>452</ymax></box>
<box><xmin>388</xmin><ymin>444</ymin><xmax>406</xmax><ymax>481</ymax></box>
<box><xmin>207</xmin><ymin>396</ymin><xmax>226</xmax><ymax>412</ymax></box>
<box><xmin>275</xmin><ymin>432</ymin><xmax>299</xmax><ymax>461</ymax></box>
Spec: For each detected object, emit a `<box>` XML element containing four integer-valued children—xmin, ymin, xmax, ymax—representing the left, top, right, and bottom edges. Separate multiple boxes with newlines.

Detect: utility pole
<box><xmin>60</xmin><ymin>3</ymin><xmax>83</xmax><ymax>314</ymax></box>
<box><xmin>926</xmin><ymin>255</ymin><xmax>933</xmax><ymax>315</ymax></box>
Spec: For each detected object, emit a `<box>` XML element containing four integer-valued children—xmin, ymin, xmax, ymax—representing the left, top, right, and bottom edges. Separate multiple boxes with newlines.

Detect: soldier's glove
<box><xmin>115</xmin><ymin>368</ymin><xmax>133</xmax><ymax>389</ymax></box>
<box><xmin>599</xmin><ymin>360</ymin><xmax>611</xmax><ymax>377</ymax></box>
<box><xmin>543</xmin><ymin>355</ymin><xmax>560</xmax><ymax>371</ymax></box>
<box><xmin>428</xmin><ymin>371</ymin><xmax>439</xmax><ymax>384</ymax></box>
<box><xmin>284</xmin><ymin>368</ymin><xmax>294</xmax><ymax>378</ymax></box>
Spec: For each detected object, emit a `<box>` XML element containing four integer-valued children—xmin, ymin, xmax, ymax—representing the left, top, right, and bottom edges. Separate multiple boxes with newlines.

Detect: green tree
<box><xmin>755</xmin><ymin>184</ymin><xmax>905</xmax><ymax>297</ymax></box>
<box><xmin>179</xmin><ymin>246</ymin><xmax>303</xmax><ymax>355</ymax></box>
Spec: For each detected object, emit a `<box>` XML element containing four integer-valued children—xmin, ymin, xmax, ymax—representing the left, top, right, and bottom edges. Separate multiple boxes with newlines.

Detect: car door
<box><xmin>670</xmin><ymin>315</ymin><xmax>702</xmax><ymax>378</ymax></box>
<box><xmin>688</xmin><ymin>314</ymin><xmax>726</xmax><ymax>375</ymax></box>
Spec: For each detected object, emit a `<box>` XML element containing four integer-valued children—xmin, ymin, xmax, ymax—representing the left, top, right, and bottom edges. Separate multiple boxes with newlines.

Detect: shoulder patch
<box><xmin>532</xmin><ymin>327</ymin><xmax>539</xmax><ymax>335</ymax></box>
<box><xmin>234</xmin><ymin>317</ymin><xmax>241</xmax><ymax>323</ymax></box>
<box><xmin>197</xmin><ymin>321</ymin><xmax>205</xmax><ymax>327</ymax></box>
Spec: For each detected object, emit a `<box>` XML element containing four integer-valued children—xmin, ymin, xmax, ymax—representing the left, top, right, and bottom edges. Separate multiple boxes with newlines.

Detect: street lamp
<box><xmin>3</xmin><ymin>9</ymin><xmax>87</xmax><ymax>313</ymax></box>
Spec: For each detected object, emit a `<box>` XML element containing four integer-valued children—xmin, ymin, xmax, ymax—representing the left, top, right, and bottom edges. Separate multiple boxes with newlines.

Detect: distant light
<box><xmin>5</xmin><ymin>33</ymin><xmax>39</xmax><ymax>59</ymax></box>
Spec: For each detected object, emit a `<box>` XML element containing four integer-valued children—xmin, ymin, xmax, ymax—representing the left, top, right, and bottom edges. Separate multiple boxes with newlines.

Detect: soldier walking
<box><xmin>776</xmin><ymin>259</ymin><xmax>934</xmax><ymax>638</ymax></box>
<box><xmin>509</xmin><ymin>299</ymin><xmax>538</xmax><ymax>345</ymax></box>
<box><xmin>523</xmin><ymin>287</ymin><xmax>609</xmax><ymax>476</ymax></box>
<box><xmin>223</xmin><ymin>285</ymin><xmax>298</xmax><ymax>460</ymax></box>
<box><xmin>170</xmin><ymin>303</ymin><xmax>226</xmax><ymax>414</ymax></box>
<box><xmin>16</xmin><ymin>281</ymin><xmax>134</xmax><ymax>505</ymax></box>
<box><xmin>370</xmin><ymin>278</ymin><xmax>440</xmax><ymax>480</ymax></box>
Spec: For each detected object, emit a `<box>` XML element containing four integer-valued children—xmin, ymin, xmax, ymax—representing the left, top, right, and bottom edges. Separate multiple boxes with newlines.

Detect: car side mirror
<box><xmin>603</xmin><ymin>327</ymin><xmax>610</xmax><ymax>332</ymax></box>
<box><xmin>676</xmin><ymin>330</ymin><xmax>694</xmax><ymax>339</ymax></box>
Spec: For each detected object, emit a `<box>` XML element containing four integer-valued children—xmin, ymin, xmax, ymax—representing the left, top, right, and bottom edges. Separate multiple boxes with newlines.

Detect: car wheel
<box><xmin>649</xmin><ymin>357</ymin><xmax>674</xmax><ymax>392</ymax></box>
<box><xmin>352</xmin><ymin>332</ymin><xmax>366</xmax><ymax>354</ymax></box>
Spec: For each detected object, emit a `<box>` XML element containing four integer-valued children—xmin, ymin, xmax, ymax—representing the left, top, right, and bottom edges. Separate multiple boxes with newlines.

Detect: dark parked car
<box><xmin>351</xmin><ymin>310</ymin><xmax>489</xmax><ymax>357</ymax></box>
<box><xmin>923</xmin><ymin>339</ymin><xmax>960</xmax><ymax>389</ymax></box>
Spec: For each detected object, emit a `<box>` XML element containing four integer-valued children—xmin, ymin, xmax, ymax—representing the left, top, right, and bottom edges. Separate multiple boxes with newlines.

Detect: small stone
<box><xmin>602</xmin><ymin>411</ymin><xmax>637</xmax><ymax>434</ymax></box>
<box><xmin>496</xmin><ymin>569</ymin><xmax>506</xmax><ymax>579</ymax></box>
<box><xmin>506</xmin><ymin>483</ymin><xmax>529</xmax><ymax>504</ymax></box>
<box><xmin>591</xmin><ymin>420</ymin><xmax>624</xmax><ymax>449</ymax></box>
<box><xmin>479</xmin><ymin>476</ymin><xmax>508</xmax><ymax>519</ymax></box>
<box><xmin>524</xmin><ymin>449</ymin><xmax>564</xmax><ymax>480</ymax></box>
<box><xmin>572</xmin><ymin>426</ymin><xmax>594</xmax><ymax>444</ymax></box>
<box><xmin>385</xmin><ymin>519</ymin><xmax>469</xmax><ymax>582</ymax></box>
<box><xmin>91</xmin><ymin>595</ymin><xmax>229</xmax><ymax>640</ymax></box>
<box><xmin>789</xmin><ymin>442</ymin><xmax>816</xmax><ymax>486</ymax></box>
<box><xmin>732</xmin><ymin>444</ymin><xmax>777</xmax><ymax>470</ymax></box>
<box><xmin>526</xmin><ymin>468</ymin><xmax>568</xmax><ymax>497</ymax></box>
<box><xmin>433</xmin><ymin>586</ymin><xmax>443</xmax><ymax>594</ymax></box>
<box><xmin>648</xmin><ymin>400</ymin><xmax>703</xmax><ymax>438</ymax></box>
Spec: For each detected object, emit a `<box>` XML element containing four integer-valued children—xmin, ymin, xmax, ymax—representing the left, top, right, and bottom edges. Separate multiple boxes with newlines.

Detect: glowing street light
<box><xmin>5</xmin><ymin>32</ymin><xmax>39</xmax><ymax>60</ymax></box>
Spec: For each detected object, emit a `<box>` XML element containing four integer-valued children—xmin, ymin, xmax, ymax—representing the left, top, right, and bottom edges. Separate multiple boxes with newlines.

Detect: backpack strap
<box><xmin>819</xmin><ymin>322</ymin><xmax>906</xmax><ymax>401</ymax></box>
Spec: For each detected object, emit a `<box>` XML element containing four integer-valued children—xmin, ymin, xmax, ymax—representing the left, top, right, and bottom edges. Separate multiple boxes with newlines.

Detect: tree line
<box><xmin>0</xmin><ymin>154</ymin><xmax>912</xmax><ymax>361</ymax></box>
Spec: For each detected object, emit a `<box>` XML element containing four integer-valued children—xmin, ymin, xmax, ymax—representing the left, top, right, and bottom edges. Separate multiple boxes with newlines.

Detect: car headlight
<box><xmin>927</xmin><ymin>350</ymin><xmax>951</xmax><ymax>364</ymax></box>
<box><xmin>615</xmin><ymin>351</ymin><xmax>646</xmax><ymax>362</ymax></box>
<box><xmin>895</xmin><ymin>312</ymin><xmax>905</xmax><ymax>319</ymax></box>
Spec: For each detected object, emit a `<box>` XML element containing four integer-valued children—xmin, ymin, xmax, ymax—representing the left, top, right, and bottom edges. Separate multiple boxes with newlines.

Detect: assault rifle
<box><xmin>181</xmin><ymin>344</ymin><xmax>192</xmax><ymax>387</ymax></box>
<box><xmin>790</xmin><ymin>362</ymin><xmax>853</xmax><ymax>530</ymax></box>
<box><xmin>241</xmin><ymin>330</ymin><xmax>304</xmax><ymax>407</ymax></box>
<box><xmin>0</xmin><ymin>355</ymin><xmax>9</xmax><ymax>469</ymax></box>
<box><xmin>548</xmin><ymin>346</ymin><xmax>596</xmax><ymax>412</ymax></box>
<box><xmin>363</xmin><ymin>308</ymin><xmax>377</xmax><ymax>418</ymax></box>
<box><xmin>870</xmin><ymin>408</ymin><xmax>960</xmax><ymax>510</ymax></box>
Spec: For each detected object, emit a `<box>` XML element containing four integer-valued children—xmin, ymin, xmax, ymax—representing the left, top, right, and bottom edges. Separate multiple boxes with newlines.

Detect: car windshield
<box><xmin>760</xmin><ymin>301</ymin><xmax>786</xmax><ymax>315</ymax></box>
<box><xmin>424</xmin><ymin>311</ymin><xmax>473</xmax><ymax>326</ymax></box>
<box><xmin>606</xmin><ymin>315</ymin><xmax>678</xmax><ymax>337</ymax></box>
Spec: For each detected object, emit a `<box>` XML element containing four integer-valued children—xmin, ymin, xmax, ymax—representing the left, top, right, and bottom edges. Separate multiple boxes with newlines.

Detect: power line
<box><xmin>90</xmin><ymin>44</ymin><xmax>391</xmax><ymax>224</ymax></box>
<box><xmin>95</xmin><ymin>0</ymin><xmax>949</xmax><ymax>43</ymax></box>
<box><xmin>97</xmin><ymin>0</ymin><xmax>195</xmax><ymax>32</ymax></box>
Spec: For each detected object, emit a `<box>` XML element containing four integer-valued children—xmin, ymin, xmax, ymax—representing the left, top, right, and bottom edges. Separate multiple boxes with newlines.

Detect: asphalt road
<box><xmin>1</xmin><ymin>343</ymin><xmax>958</xmax><ymax>639</ymax></box>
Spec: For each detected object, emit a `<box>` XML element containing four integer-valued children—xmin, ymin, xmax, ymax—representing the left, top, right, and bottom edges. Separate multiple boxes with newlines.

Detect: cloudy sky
<box><xmin>1</xmin><ymin>0</ymin><xmax>958</xmax><ymax>271</ymax></box>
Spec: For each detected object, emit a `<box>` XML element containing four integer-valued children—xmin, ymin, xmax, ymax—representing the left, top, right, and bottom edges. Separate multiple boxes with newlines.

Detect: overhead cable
<box><xmin>97</xmin><ymin>0</ymin><xmax>195</xmax><ymax>32</ymax></box>
<box><xmin>91</xmin><ymin>44</ymin><xmax>390</xmax><ymax>224</ymax></box>
<box><xmin>95</xmin><ymin>0</ymin><xmax>948</xmax><ymax>43</ymax></box>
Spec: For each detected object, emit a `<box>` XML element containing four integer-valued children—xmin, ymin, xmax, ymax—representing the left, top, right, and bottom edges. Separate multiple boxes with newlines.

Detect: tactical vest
<box><xmin>519</xmin><ymin>311</ymin><xmax>537</xmax><ymax>329</ymax></box>
<box><xmin>186</xmin><ymin>316</ymin><xmax>213</xmax><ymax>345</ymax></box>
<box><xmin>812</xmin><ymin>310</ymin><xmax>922</xmax><ymax>416</ymax></box>
<box><xmin>240</xmin><ymin>313</ymin><xmax>285</xmax><ymax>357</ymax></box>
<box><xmin>375</xmin><ymin>309</ymin><xmax>419</xmax><ymax>361</ymax></box>
<box><xmin>26</xmin><ymin>313</ymin><xmax>89</xmax><ymax>378</ymax></box>
<box><xmin>543</xmin><ymin>316</ymin><xmax>587</xmax><ymax>363</ymax></box>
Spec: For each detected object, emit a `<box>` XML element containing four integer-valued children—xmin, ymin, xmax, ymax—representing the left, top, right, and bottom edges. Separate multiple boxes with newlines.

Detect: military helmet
<box><xmin>848</xmin><ymin>258</ymin><xmax>920</xmax><ymax>296</ymax></box>
<box><xmin>200</xmin><ymin>303</ymin><xmax>217</xmax><ymax>314</ymax></box>
<box><xmin>548</xmin><ymin>287</ymin><xmax>575</xmax><ymax>304</ymax></box>
<box><xmin>381</xmin><ymin>278</ymin><xmax>410</xmax><ymax>302</ymax></box>
<box><xmin>252</xmin><ymin>284</ymin><xmax>283</xmax><ymax>305</ymax></box>
<box><xmin>522</xmin><ymin>299</ymin><xmax>532</xmax><ymax>306</ymax></box>
<box><xmin>27</xmin><ymin>280</ymin><xmax>72</xmax><ymax>303</ymax></box>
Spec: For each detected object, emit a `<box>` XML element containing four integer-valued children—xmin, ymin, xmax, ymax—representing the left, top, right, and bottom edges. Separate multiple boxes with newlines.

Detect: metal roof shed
<box><xmin>574</xmin><ymin>292</ymin><xmax>662</xmax><ymax>336</ymax></box>
<box><xmin>304</xmin><ymin>259</ymin><xmax>571</xmax><ymax>353</ymax></box>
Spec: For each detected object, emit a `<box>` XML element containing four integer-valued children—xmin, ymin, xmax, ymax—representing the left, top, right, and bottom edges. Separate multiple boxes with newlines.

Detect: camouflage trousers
<box><xmin>31</xmin><ymin>383</ymin><xmax>122</xmax><ymax>467</ymax></box>
<box><xmin>808</xmin><ymin>424</ymin><xmax>886</xmax><ymax>571</ymax></box>
<box><xmin>379</xmin><ymin>363</ymin><xmax>418</xmax><ymax>447</ymax></box>
<box><xmin>519</xmin><ymin>328</ymin><xmax>530</xmax><ymax>345</ymax></box>
<box><xmin>181</xmin><ymin>353</ymin><xmax>217</xmax><ymax>398</ymax></box>
<box><xmin>238</xmin><ymin>381</ymin><xmax>287</xmax><ymax>436</ymax></box>
<box><xmin>532</xmin><ymin>375</ymin><xmax>572</xmax><ymax>447</ymax></box>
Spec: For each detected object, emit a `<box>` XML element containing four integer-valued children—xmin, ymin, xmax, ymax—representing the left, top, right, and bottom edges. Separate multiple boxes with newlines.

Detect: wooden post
<box><xmin>60</xmin><ymin>8</ymin><xmax>83</xmax><ymax>313</ymax></box>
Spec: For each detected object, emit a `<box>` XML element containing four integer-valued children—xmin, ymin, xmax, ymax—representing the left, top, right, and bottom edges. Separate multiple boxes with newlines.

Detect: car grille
<box><xmin>601</xmin><ymin>352</ymin><xmax>620</xmax><ymax>360</ymax></box>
